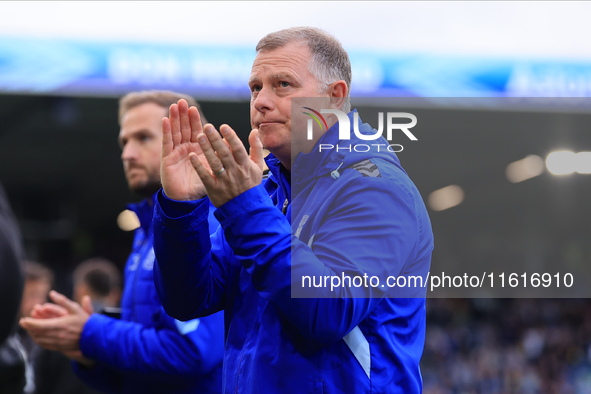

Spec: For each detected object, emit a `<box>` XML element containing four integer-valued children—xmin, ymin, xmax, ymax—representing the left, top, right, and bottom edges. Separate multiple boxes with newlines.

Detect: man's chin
<box><xmin>259</xmin><ymin>135</ymin><xmax>285</xmax><ymax>151</ymax></box>
<box><xmin>129</xmin><ymin>180</ymin><xmax>161</xmax><ymax>198</ymax></box>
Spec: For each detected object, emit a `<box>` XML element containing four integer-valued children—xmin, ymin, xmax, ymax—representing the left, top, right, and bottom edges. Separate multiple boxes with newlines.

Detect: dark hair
<box><xmin>73</xmin><ymin>258</ymin><xmax>121</xmax><ymax>297</ymax></box>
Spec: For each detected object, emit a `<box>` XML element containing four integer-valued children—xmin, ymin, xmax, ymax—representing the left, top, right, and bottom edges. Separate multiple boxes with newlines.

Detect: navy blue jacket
<box><xmin>73</xmin><ymin>196</ymin><xmax>224</xmax><ymax>393</ymax></box>
<box><xmin>153</xmin><ymin>110</ymin><xmax>434</xmax><ymax>393</ymax></box>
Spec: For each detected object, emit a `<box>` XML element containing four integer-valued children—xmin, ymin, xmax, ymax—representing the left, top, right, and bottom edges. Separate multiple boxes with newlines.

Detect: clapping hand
<box><xmin>160</xmin><ymin>99</ymin><xmax>209</xmax><ymax>201</ymax></box>
<box><xmin>20</xmin><ymin>291</ymin><xmax>96</xmax><ymax>367</ymax></box>
<box><xmin>161</xmin><ymin>99</ymin><xmax>265</xmax><ymax>207</ymax></box>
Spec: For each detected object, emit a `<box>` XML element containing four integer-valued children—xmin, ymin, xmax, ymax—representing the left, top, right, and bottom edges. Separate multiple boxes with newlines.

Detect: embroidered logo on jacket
<box><xmin>351</xmin><ymin>160</ymin><xmax>382</xmax><ymax>178</ymax></box>
<box><xmin>142</xmin><ymin>248</ymin><xmax>155</xmax><ymax>270</ymax></box>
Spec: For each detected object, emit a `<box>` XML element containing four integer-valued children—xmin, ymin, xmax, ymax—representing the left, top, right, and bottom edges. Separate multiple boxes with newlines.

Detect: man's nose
<box><xmin>252</xmin><ymin>87</ymin><xmax>276</xmax><ymax>113</ymax></box>
<box><xmin>121</xmin><ymin>142</ymin><xmax>138</xmax><ymax>162</ymax></box>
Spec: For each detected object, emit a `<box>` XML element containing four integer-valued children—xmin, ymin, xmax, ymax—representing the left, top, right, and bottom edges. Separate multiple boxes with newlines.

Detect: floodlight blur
<box><xmin>428</xmin><ymin>185</ymin><xmax>464</xmax><ymax>212</ymax></box>
<box><xmin>575</xmin><ymin>152</ymin><xmax>591</xmax><ymax>174</ymax></box>
<box><xmin>546</xmin><ymin>151</ymin><xmax>576</xmax><ymax>175</ymax></box>
<box><xmin>506</xmin><ymin>155</ymin><xmax>544</xmax><ymax>183</ymax></box>
<box><xmin>117</xmin><ymin>209</ymin><xmax>140</xmax><ymax>231</ymax></box>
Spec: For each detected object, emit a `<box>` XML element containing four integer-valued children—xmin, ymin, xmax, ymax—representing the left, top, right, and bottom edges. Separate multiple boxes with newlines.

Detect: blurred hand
<box><xmin>20</xmin><ymin>291</ymin><xmax>95</xmax><ymax>367</ymax></box>
<box><xmin>160</xmin><ymin>99</ymin><xmax>210</xmax><ymax>201</ymax></box>
<box><xmin>31</xmin><ymin>302</ymin><xmax>68</xmax><ymax>319</ymax></box>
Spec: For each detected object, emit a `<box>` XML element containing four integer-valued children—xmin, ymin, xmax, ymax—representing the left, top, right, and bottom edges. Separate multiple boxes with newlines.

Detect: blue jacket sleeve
<box><xmin>153</xmin><ymin>190</ymin><xmax>231</xmax><ymax>321</ymax></box>
<box><xmin>214</xmin><ymin>172</ymin><xmax>430</xmax><ymax>344</ymax></box>
<box><xmin>77</xmin><ymin>311</ymin><xmax>224</xmax><ymax>382</ymax></box>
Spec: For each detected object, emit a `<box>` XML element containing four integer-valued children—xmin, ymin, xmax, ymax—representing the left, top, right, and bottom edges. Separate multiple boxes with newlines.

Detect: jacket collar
<box><xmin>264</xmin><ymin>154</ymin><xmax>284</xmax><ymax>182</ymax></box>
<box><xmin>264</xmin><ymin>153</ymin><xmax>291</xmax><ymax>203</ymax></box>
<box><xmin>126</xmin><ymin>193</ymin><xmax>156</xmax><ymax>235</ymax></box>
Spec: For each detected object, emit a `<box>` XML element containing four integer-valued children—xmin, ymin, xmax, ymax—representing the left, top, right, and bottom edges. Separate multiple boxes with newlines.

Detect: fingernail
<box><xmin>198</xmin><ymin>134</ymin><xmax>207</xmax><ymax>143</ymax></box>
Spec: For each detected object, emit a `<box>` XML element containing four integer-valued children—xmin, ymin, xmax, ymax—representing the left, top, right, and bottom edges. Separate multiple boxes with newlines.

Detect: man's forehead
<box><xmin>250</xmin><ymin>43</ymin><xmax>310</xmax><ymax>73</ymax></box>
<box><xmin>122</xmin><ymin>102</ymin><xmax>167</xmax><ymax>120</ymax></box>
<box><xmin>249</xmin><ymin>72</ymin><xmax>296</xmax><ymax>84</ymax></box>
<box><xmin>120</xmin><ymin>104</ymin><xmax>166</xmax><ymax>129</ymax></box>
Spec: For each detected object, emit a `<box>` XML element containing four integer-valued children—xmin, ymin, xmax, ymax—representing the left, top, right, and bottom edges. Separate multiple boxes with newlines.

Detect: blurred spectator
<box><xmin>72</xmin><ymin>258</ymin><xmax>121</xmax><ymax>312</ymax></box>
<box><xmin>18</xmin><ymin>261</ymin><xmax>102</xmax><ymax>394</ymax></box>
<box><xmin>0</xmin><ymin>181</ymin><xmax>25</xmax><ymax>393</ymax></box>
<box><xmin>17</xmin><ymin>262</ymin><xmax>53</xmax><ymax>393</ymax></box>
<box><xmin>20</xmin><ymin>263</ymin><xmax>53</xmax><ymax>320</ymax></box>
<box><xmin>0</xmin><ymin>182</ymin><xmax>24</xmax><ymax>342</ymax></box>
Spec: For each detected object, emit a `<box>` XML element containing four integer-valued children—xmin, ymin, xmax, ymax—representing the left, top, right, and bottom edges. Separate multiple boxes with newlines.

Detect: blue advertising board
<box><xmin>1</xmin><ymin>37</ymin><xmax>590</xmax><ymax>100</ymax></box>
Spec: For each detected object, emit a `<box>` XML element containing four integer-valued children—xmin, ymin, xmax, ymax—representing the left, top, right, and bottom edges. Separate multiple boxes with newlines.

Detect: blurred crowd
<box><xmin>422</xmin><ymin>298</ymin><xmax>591</xmax><ymax>394</ymax></box>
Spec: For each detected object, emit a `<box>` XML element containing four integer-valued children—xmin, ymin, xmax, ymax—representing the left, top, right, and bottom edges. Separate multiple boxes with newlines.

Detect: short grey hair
<box><xmin>256</xmin><ymin>27</ymin><xmax>351</xmax><ymax>113</ymax></box>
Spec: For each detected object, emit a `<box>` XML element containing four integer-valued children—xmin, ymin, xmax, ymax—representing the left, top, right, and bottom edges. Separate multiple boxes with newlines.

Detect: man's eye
<box><xmin>251</xmin><ymin>85</ymin><xmax>261</xmax><ymax>92</ymax></box>
<box><xmin>279</xmin><ymin>81</ymin><xmax>290</xmax><ymax>88</ymax></box>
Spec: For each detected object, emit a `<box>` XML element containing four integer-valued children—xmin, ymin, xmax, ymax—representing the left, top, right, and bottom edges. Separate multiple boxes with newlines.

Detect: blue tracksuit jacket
<box><xmin>153</xmin><ymin>110</ymin><xmax>434</xmax><ymax>393</ymax></box>
<box><xmin>73</xmin><ymin>196</ymin><xmax>224</xmax><ymax>393</ymax></box>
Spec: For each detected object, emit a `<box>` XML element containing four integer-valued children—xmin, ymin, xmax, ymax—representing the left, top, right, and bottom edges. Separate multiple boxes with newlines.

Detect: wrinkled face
<box><xmin>249</xmin><ymin>42</ymin><xmax>330</xmax><ymax>164</ymax></box>
<box><xmin>118</xmin><ymin>102</ymin><xmax>166</xmax><ymax>197</ymax></box>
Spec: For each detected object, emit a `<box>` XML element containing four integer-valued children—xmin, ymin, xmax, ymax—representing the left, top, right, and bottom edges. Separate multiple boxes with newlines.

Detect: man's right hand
<box><xmin>161</xmin><ymin>99</ymin><xmax>210</xmax><ymax>201</ymax></box>
<box><xmin>25</xmin><ymin>293</ymin><xmax>97</xmax><ymax>368</ymax></box>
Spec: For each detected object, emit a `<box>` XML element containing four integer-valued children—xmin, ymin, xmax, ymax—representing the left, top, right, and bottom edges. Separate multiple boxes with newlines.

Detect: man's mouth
<box><xmin>126</xmin><ymin>167</ymin><xmax>145</xmax><ymax>176</ymax></box>
<box><xmin>257</xmin><ymin>121</ymin><xmax>284</xmax><ymax>128</ymax></box>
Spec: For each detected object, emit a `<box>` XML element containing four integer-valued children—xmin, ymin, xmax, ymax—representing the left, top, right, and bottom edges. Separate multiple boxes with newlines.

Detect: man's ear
<box><xmin>327</xmin><ymin>80</ymin><xmax>348</xmax><ymax>111</ymax></box>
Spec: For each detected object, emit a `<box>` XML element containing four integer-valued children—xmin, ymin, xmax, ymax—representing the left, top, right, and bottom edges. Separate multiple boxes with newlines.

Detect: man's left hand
<box><xmin>190</xmin><ymin>124</ymin><xmax>265</xmax><ymax>207</ymax></box>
